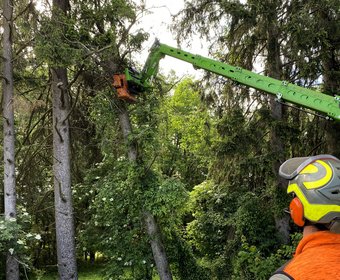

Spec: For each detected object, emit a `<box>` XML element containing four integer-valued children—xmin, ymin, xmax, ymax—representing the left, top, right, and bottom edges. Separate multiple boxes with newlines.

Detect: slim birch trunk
<box><xmin>118</xmin><ymin>106</ymin><xmax>173</xmax><ymax>280</ymax></box>
<box><xmin>2</xmin><ymin>0</ymin><xmax>19</xmax><ymax>279</ymax></box>
<box><xmin>51</xmin><ymin>0</ymin><xmax>77</xmax><ymax>278</ymax></box>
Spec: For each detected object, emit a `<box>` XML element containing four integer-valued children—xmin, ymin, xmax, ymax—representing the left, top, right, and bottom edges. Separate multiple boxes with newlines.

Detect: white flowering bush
<box><xmin>0</xmin><ymin>205</ymin><xmax>44</xmax><ymax>278</ymax></box>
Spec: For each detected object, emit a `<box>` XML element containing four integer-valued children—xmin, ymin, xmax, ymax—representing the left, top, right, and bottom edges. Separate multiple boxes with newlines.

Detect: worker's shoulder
<box><xmin>269</xmin><ymin>260</ymin><xmax>294</xmax><ymax>280</ymax></box>
<box><xmin>269</xmin><ymin>272</ymin><xmax>294</xmax><ymax>280</ymax></box>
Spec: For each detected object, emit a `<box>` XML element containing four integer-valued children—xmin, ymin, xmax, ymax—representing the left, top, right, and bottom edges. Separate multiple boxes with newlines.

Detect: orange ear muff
<box><xmin>289</xmin><ymin>197</ymin><xmax>305</xmax><ymax>227</ymax></box>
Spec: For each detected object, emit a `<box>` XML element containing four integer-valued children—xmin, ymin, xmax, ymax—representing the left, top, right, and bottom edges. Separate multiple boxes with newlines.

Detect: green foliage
<box><xmin>144</xmin><ymin>178</ymin><xmax>188</xmax><ymax>229</ymax></box>
<box><xmin>172</xmin><ymin>1</ymin><xmax>337</xmax><ymax>278</ymax></box>
<box><xmin>35</xmin><ymin>11</ymin><xmax>83</xmax><ymax>68</ymax></box>
<box><xmin>232</xmin><ymin>233</ymin><xmax>302</xmax><ymax>280</ymax></box>
<box><xmin>78</xmin><ymin>158</ymin><xmax>152</xmax><ymax>279</ymax></box>
<box><xmin>8</xmin><ymin>0</ymin><xmax>339</xmax><ymax>279</ymax></box>
<box><xmin>166</xmin><ymin>232</ymin><xmax>210</xmax><ymax>280</ymax></box>
<box><xmin>0</xmin><ymin>218</ymin><xmax>21</xmax><ymax>279</ymax></box>
<box><xmin>187</xmin><ymin>181</ymin><xmax>280</xmax><ymax>277</ymax></box>
<box><xmin>186</xmin><ymin>181</ymin><xmax>237</xmax><ymax>277</ymax></box>
<box><xmin>76</xmin><ymin>76</ymin><xmax>215</xmax><ymax>279</ymax></box>
<box><xmin>0</xmin><ymin>205</ymin><xmax>46</xmax><ymax>278</ymax></box>
<box><xmin>77</xmin><ymin>151</ymin><xmax>190</xmax><ymax>279</ymax></box>
<box><xmin>0</xmin><ymin>218</ymin><xmax>22</xmax><ymax>253</ymax></box>
<box><xmin>157</xmin><ymin>78</ymin><xmax>217</xmax><ymax>187</ymax></box>
<box><xmin>233</xmin><ymin>193</ymin><xmax>278</xmax><ymax>252</ymax></box>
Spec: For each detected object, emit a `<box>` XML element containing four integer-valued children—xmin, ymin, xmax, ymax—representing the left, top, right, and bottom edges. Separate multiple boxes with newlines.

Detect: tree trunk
<box><xmin>118</xmin><ymin>105</ymin><xmax>173</xmax><ymax>280</ymax></box>
<box><xmin>50</xmin><ymin>1</ymin><xmax>77</xmax><ymax>278</ymax></box>
<box><xmin>51</xmin><ymin>66</ymin><xmax>78</xmax><ymax>280</ymax></box>
<box><xmin>266</xmin><ymin>2</ymin><xmax>290</xmax><ymax>243</ymax></box>
<box><xmin>321</xmin><ymin>29</ymin><xmax>340</xmax><ymax>158</ymax></box>
<box><xmin>144</xmin><ymin>211</ymin><xmax>173</xmax><ymax>280</ymax></box>
<box><xmin>2</xmin><ymin>0</ymin><xmax>19</xmax><ymax>279</ymax></box>
<box><xmin>325</xmin><ymin>122</ymin><xmax>340</xmax><ymax>158</ymax></box>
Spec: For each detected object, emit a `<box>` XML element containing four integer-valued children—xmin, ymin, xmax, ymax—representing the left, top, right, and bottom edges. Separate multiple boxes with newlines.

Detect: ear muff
<box><xmin>290</xmin><ymin>197</ymin><xmax>305</xmax><ymax>226</ymax></box>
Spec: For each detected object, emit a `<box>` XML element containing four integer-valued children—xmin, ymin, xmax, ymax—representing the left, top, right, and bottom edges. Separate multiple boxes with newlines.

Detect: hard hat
<box><xmin>279</xmin><ymin>154</ymin><xmax>340</xmax><ymax>226</ymax></box>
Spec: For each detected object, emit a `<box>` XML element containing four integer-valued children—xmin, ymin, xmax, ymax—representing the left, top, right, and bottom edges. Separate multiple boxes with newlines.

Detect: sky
<box><xmin>133</xmin><ymin>0</ymin><xmax>208</xmax><ymax>78</ymax></box>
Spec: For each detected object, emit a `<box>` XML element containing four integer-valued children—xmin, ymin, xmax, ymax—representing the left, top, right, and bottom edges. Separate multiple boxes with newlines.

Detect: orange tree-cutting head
<box><xmin>113</xmin><ymin>74</ymin><xmax>137</xmax><ymax>102</ymax></box>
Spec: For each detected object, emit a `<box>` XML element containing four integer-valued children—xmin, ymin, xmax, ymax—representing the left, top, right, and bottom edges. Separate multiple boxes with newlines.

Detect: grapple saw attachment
<box><xmin>113</xmin><ymin>68</ymin><xmax>150</xmax><ymax>103</ymax></box>
<box><xmin>113</xmin><ymin>73</ymin><xmax>136</xmax><ymax>102</ymax></box>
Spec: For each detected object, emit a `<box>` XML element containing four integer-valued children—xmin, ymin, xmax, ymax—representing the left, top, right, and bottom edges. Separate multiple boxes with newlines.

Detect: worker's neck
<box><xmin>303</xmin><ymin>225</ymin><xmax>322</xmax><ymax>237</ymax></box>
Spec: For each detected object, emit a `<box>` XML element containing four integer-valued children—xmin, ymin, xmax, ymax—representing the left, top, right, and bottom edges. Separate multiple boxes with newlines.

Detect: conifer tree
<box><xmin>50</xmin><ymin>0</ymin><xmax>78</xmax><ymax>278</ymax></box>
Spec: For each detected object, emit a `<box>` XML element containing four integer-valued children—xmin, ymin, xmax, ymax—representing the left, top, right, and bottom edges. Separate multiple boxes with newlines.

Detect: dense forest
<box><xmin>1</xmin><ymin>0</ymin><xmax>339</xmax><ymax>279</ymax></box>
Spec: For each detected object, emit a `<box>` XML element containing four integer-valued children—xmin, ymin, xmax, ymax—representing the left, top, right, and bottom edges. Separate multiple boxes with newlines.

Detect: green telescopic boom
<box><xmin>116</xmin><ymin>40</ymin><xmax>340</xmax><ymax>121</ymax></box>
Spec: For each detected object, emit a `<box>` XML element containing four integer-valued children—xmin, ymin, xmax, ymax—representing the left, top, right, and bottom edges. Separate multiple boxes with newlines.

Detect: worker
<box><xmin>270</xmin><ymin>154</ymin><xmax>340</xmax><ymax>280</ymax></box>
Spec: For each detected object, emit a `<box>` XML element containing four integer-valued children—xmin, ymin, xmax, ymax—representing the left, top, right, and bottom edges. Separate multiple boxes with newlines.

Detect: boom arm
<box><xmin>113</xmin><ymin>40</ymin><xmax>340</xmax><ymax>121</ymax></box>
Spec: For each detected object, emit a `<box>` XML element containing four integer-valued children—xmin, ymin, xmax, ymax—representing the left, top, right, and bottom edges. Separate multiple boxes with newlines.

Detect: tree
<box><xmin>2</xmin><ymin>0</ymin><xmax>19</xmax><ymax>278</ymax></box>
<box><xmin>1</xmin><ymin>0</ymin><xmax>337</xmax><ymax>278</ymax></box>
<box><xmin>61</xmin><ymin>0</ymin><xmax>173</xmax><ymax>278</ymax></box>
<box><xmin>50</xmin><ymin>0</ymin><xmax>78</xmax><ymax>278</ymax></box>
<box><xmin>317</xmin><ymin>0</ymin><xmax>340</xmax><ymax>157</ymax></box>
<box><xmin>263</xmin><ymin>0</ymin><xmax>290</xmax><ymax>244</ymax></box>
<box><xmin>118</xmin><ymin>104</ymin><xmax>173</xmax><ymax>280</ymax></box>
<box><xmin>172</xmin><ymin>0</ymin><xmax>340</xmax><ymax>278</ymax></box>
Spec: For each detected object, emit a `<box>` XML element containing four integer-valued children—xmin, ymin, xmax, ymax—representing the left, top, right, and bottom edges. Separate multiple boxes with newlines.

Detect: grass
<box><xmin>30</xmin><ymin>263</ymin><xmax>163</xmax><ymax>280</ymax></box>
<box><xmin>30</xmin><ymin>262</ymin><xmax>105</xmax><ymax>280</ymax></box>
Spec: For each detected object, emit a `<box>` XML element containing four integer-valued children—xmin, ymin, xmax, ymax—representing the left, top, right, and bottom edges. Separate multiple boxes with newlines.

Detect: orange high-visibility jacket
<box><xmin>270</xmin><ymin>231</ymin><xmax>340</xmax><ymax>280</ymax></box>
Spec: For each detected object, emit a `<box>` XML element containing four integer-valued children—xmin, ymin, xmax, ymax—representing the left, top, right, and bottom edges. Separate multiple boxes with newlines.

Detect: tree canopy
<box><xmin>0</xmin><ymin>0</ymin><xmax>339</xmax><ymax>279</ymax></box>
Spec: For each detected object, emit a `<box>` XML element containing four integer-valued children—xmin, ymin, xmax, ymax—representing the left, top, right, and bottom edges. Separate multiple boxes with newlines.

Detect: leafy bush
<box><xmin>232</xmin><ymin>233</ymin><xmax>302</xmax><ymax>280</ymax></box>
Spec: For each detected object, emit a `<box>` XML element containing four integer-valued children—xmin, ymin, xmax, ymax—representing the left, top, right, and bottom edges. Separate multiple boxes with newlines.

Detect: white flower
<box><xmin>102</xmin><ymin>197</ymin><xmax>107</xmax><ymax>202</ymax></box>
<box><xmin>124</xmin><ymin>261</ymin><xmax>132</xmax><ymax>266</ymax></box>
<box><xmin>9</xmin><ymin>248</ymin><xmax>14</xmax><ymax>255</ymax></box>
<box><xmin>26</xmin><ymin>233</ymin><xmax>33</xmax><ymax>238</ymax></box>
<box><xmin>17</xmin><ymin>240</ymin><xmax>25</xmax><ymax>245</ymax></box>
<box><xmin>35</xmin><ymin>234</ymin><xmax>42</xmax><ymax>240</ymax></box>
<box><xmin>142</xmin><ymin>260</ymin><xmax>146</xmax><ymax>264</ymax></box>
<box><xmin>117</xmin><ymin>257</ymin><xmax>122</xmax><ymax>261</ymax></box>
